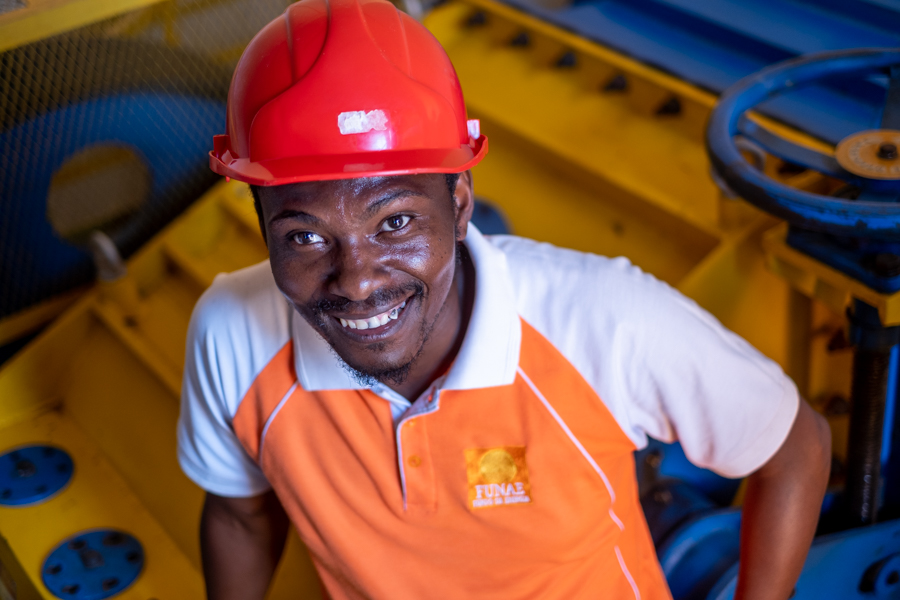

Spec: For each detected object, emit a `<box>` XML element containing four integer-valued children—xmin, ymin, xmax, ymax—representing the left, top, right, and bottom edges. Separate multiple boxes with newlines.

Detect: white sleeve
<box><xmin>500</xmin><ymin>237</ymin><xmax>800</xmax><ymax>479</ymax></box>
<box><xmin>605</xmin><ymin>263</ymin><xmax>799</xmax><ymax>478</ymax></box>
<box><xmin>177</xmin><ymin>265</ymin><xmax>287</xmax><ymax>497</ymax></box>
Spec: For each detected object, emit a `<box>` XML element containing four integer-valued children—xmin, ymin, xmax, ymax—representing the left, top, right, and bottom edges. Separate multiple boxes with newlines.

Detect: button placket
<box><xmin>397</xmin><ymin>392</ymin><xmax>440</xmax><ymax>512</ymax></box>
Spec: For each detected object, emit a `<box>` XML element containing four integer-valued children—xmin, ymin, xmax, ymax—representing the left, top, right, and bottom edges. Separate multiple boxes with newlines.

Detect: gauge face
<box><xmin>835</xmin><ymin>129</ymin><xmax>900</xmax><ymax>180</ymax></box>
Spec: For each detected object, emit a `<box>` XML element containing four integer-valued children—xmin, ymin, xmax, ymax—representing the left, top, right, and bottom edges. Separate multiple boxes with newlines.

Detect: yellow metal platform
<box><xmin>0</xmin><ymin>182</ymin><xmax>320</xmax><ymax>598</ymax></box>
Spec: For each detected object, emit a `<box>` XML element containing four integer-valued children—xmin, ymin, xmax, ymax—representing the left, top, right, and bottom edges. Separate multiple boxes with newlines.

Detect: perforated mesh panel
<box><xmin>0</xmin><ymin>0</ymin><xmax>292</xmax><ymax>319</ymax></box>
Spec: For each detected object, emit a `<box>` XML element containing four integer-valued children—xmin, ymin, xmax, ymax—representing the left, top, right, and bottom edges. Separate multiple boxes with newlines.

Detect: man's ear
<box><xmin>249</xmin><ymin>184</ymin><xmax>268</xmax><ymax>247</ymax></box>
<box><xmin>453</xmin><ymin>170</ymin><xmax>475</xmax><ymax>242</ymax></box>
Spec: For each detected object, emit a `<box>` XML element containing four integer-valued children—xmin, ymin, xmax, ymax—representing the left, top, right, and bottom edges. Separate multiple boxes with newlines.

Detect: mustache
<box><xmin>309</xmin><ymin>281</ymin><xmax>425</xmax><ymax>317</ymax></box>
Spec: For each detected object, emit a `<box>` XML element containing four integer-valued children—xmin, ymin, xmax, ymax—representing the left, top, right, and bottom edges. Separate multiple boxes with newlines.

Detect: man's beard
<box><xmin>329</xmin><ymin>325</ymin><xmax>431</xmax><ymax>388</ymax></box>
<box><xmin>305</xmin><ymin>241</ymin><xmax>464</xmax><ymax>389</ymax></box>
<box><xmin>308</xmin><ymin>281</ymin><xmax>431</xmax><ymax>387</ymax></box>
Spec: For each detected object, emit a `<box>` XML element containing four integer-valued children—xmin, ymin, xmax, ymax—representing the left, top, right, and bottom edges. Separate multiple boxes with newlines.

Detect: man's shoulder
<box><xmin>482</xmin><ymin>234</ymin><xmax>713</xmax><ymax>376</ymax></box>
<box><xmin>189</xmin><ymin>259</ymin><xmax>291</xmax><ymax>351</ymax></box>
<box><xmin>486</xmin><ymin>234</ymin><xmax>671</xmax><ymax>317</ymax></box>
<box><xmin>489</xmin><ymin>234</ymin><xmax>630</xmax><ymax>272</ymax></box>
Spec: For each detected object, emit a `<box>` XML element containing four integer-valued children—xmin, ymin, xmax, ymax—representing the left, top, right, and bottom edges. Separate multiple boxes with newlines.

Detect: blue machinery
<box><xmin>0</xmin><ymin>38</ymin><xmax>229</xmax><ymax>327</ymax></box>
<box><xmin>707</xmin><ymin>50</ymin><xmax>900</xmax><ymax>528</ymax></box>
<box><xmin>497</xmin><ymin>0</ymin><xmax>900</xmax><ymax>146</ymax></box>
<box><xmin>641</xmin><ymin>49</ymin><xmax>900</xmax><ymax>598</ymax></box>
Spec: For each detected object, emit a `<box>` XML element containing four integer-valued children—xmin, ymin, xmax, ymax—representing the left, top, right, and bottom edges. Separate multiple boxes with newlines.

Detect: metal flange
<box><xmin>0</xmin><ymin>445</ymin><xmax>74</xmax><ymax>506</ymax></box>
<box><xmin>42</xmin><ymin>530</ymin><xmax>144</xmax><ymax>600</ymax></box>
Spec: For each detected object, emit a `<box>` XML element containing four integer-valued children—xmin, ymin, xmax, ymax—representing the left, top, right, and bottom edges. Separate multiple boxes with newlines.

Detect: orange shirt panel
<box><xmin>233</xmin><ymin>320</ymin><xmax>671</xmax><ymax>599</ymax></box>
<box><xmin>233</xmin><ymin>341</ymin><xmax>296</xmax><ymax>462</ymax></box>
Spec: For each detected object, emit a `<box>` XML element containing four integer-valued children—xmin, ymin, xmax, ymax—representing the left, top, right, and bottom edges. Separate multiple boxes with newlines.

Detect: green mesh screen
<box><xmin>0</xmin><ymin>0</ymin><xmax>293</xmax><ymax>320</ymax></box>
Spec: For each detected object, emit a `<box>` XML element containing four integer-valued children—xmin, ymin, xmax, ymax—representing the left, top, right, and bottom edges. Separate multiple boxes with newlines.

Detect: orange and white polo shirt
<box><xmin>177</xmin><ymin>224</ymin><xmax>799</xmax><ymax>599</ymax></box>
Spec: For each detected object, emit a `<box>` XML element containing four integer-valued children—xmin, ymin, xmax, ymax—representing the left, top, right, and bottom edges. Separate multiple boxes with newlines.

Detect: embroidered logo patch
<box><xmin>465</xmin><ymin>446</ymin><xmax>532</xmax><ymax>509</ymax></box>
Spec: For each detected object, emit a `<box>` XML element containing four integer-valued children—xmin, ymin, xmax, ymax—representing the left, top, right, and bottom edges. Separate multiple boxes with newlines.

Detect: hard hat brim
<box><xmin>210</xmin><ymin>137</ymin><xmax>488</xmax><ymax>186</ymax></box>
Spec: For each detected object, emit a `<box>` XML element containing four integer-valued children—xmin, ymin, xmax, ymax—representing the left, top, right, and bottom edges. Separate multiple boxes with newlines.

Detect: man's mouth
<box><xmin>336</xmin><ymin>300</ymin><xmax>407</xmax><ymax>331</ymax></box>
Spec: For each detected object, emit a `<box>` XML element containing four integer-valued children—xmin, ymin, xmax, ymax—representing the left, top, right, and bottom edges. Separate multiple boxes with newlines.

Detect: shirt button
<box><xmin>407</xmin><ymin>420</ymin><xmax>416</xmax><ymax>428</ymax></box>
<box><xmin>408</xmin><ymin>455</ymin><xmax>422</xmax><ymax>468</ymax></box>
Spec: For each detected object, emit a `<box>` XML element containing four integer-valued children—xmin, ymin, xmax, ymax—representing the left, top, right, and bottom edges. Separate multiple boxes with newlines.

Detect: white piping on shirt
<box><xmin>616</xmin><ymin>545</ymin><xmax>642</xmax><ymax>600</ymax></box>
<box><xmin>516</xmin><ymin>366</ymin><xmax>616</xmax><ymax>502</ymax></box>
<box><xmin>258</xmin><ymin>381</ymin><xmax>299</xmax><ymax>459</ymax></box>
<box><xmin>517</xmin><ymin>365</ymin><xmax>638</xmax><ymax>600</ymax></box>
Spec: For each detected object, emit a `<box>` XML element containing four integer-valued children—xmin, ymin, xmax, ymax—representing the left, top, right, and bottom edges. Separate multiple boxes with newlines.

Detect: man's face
<box><xmin>258</xmin><ymin>173</ymin><xmax>473</xmax><ymax>385</ymax></box>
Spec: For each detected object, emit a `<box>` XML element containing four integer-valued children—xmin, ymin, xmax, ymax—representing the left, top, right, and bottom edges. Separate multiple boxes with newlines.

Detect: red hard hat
<box><xmin>210</xmin><ymin>0</ymin><xmax>487</xmax><ymax>185</ymax></box>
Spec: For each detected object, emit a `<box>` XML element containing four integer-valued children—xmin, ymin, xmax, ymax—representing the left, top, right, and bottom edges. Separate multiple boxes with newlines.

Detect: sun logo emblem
<box><xmin>479</xmin><ymin>449</ymin><xmax>517</xmax><ymax>484</ymax></box>
<box><xmin>465</xmin><ymin>446</ymin><xmax>531</xmax><ymax>509</ymax></box>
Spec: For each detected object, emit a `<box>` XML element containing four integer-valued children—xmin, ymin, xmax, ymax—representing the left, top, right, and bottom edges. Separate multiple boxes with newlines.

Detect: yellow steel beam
<box><xmin>763</xmin><ymin>223</ymin><xmax>900</xmax><ymax>327</ymax></box>
<box><xmin>0</xmin><ymin>0</ymin><xmax>168</xmax><ymax>53</ymax></box>
<box><xmin>0</xmin><ymin>289</ymin><xmax>84</xmax><ymax>348</ymax></box>
<box><xmin>0</xmin><ymin>530</ymin><xmax>43</xmax><ymax>600</ymax></box>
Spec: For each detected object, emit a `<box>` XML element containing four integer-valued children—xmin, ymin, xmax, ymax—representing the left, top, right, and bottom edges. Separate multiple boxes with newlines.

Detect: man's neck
<box><xmin>387</xmin><ymin>246</ymin><xmax>475</xmax><ymax>400</ymax></box>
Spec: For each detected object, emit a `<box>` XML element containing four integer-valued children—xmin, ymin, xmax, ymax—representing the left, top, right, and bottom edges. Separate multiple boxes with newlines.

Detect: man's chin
<box><xmin>335</xmin><ymin>353</ymin><xmax>416</xmax><ymax>388</ymax></box>
<box><xmin>309</xmin><ymin>291</ymin><xmax>434</xmax><ymax>391</ymax></box>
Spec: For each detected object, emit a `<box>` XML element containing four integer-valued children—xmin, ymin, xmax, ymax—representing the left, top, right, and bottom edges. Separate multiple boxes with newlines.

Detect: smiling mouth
<box><xmin>337</xmin><ymin>300</ymin><xmax>407</xmax><ymax>331</ymax></box>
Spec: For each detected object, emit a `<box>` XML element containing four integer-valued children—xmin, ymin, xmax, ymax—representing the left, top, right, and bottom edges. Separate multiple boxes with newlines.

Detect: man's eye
<box><xmin>291</xmin><ymin>231</ymin><xmax>324</xmax><ymax>245</ymax></box>
<box><xmin>380</xmin><ymin>215</ymin><xmax>411</xmax><ymax>232</ymax></box>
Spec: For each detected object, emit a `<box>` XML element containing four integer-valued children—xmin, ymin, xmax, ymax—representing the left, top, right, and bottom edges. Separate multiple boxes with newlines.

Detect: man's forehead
<box><xmin>259</xmin><ymin>173</ymin><xmax>445</xmax><ymax>207</ymax></box>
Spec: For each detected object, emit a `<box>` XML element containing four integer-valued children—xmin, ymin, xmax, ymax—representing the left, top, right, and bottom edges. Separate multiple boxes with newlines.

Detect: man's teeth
<box><xmin>339</xmin><ymin>301</ymin><xmax>406</xmax><ymax>330</ymax></box>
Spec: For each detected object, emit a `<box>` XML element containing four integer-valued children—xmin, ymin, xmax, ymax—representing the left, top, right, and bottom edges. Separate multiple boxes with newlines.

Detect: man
<box><xmin>177</xmin><ymin>0</ymin><xmax>831</xmax><ymax>598</ymax></box>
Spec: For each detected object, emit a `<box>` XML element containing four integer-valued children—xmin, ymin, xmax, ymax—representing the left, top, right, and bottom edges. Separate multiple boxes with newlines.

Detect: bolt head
<box><xmin>878</xmin><ymin>143</ymin><xmax>898</xmax><ymax>160</ymax></box>
<box><xmin>874</xmin><ymin>253</ymin><xmax>900</xmax><ymax>278</ymax></box>
<box><xmin>15</xmin><ymin>460</ymin><xmax>36</xmax><ymax>478</ymax></box>
<box><xmin>653</xmin><ymin>489</ymin><xmax>673</xmax><ymax>504</ymax></box>
<box><xmin>645</xmin><ymin>451</ymin><xmax>663</xmax><ymax>469</ymax></box>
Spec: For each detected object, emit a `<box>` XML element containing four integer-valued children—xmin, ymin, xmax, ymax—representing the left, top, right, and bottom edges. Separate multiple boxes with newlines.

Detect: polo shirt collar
<box><xmin>291</xmin><ymin>223</ymin><xmax>522</xmax><ymax>395</ymax></box>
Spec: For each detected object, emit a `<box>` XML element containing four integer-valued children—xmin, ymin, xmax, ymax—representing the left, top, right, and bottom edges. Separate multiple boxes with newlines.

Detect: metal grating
<box><xmin>0</xmin><ymin>0</ymin><xmax>292</xmax><ymax>321</ymax></box>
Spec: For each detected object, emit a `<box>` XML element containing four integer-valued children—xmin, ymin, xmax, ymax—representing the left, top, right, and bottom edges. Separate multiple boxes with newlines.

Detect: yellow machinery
<box><xmin>0</xmin><ymin>0</ymin><xmax>877</xmax><ymax>596</ymax></box>
<box><xmin>0</xmin><ymin>182</ymin><xmax>322</xmax><ymax>598</ymax></box>
<box><xmin>426</xmin><ymin>0</ymin><xmax>854</xmax><ymax>430</ymax></box>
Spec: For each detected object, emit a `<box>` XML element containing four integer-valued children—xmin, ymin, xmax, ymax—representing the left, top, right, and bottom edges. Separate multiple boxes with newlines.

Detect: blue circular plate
<box><xmin>0</xmin><ymin>445</ymin><xmax>74</xmax><ymax>506</ymax></box>
<box><xmin>42</xmin><ymin>530</ymin><xmax>144</xmax><ymax>600</ymax></box>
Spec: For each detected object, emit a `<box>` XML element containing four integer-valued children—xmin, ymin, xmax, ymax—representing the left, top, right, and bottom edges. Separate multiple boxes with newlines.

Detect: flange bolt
<box><xmin>15</xmin><ymin>460</ymin><xmax>36</xmax><ymax>478</ymax></box>
<box><xmin>877</xmin><ymin>143</ymin><xmax>898</xmax><ymax>160</ymax></box>
<box><xmin>874</xmin><ymin>253</ymin><xmax>900</xmax><ymax>278</ymax></box>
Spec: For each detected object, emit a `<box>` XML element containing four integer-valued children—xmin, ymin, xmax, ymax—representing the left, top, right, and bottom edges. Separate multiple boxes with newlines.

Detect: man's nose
<box><xmin>327</xmin><ymin>242</ymin><xmax>390</xmax><ymax>302</ymax></box>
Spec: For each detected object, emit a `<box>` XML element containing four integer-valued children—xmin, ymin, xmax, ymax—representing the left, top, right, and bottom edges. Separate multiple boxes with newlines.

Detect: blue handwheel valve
<box><xmin>707</xmin><ymin>48</ymin><xmax>900</xmax><ymax>529</ymax></box>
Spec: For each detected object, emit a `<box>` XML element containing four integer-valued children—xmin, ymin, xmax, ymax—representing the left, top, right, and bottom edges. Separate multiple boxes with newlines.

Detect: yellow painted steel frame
<box><xmin>764</xmin><ymin>224</ymin><xmax>900</xmax><ymax>327</ymax></box>
<box><xmin>425</xmin><ymin>0</ymin><xmax>852</xmax><ymax>411</ymax></box>
<box><xmin>0</xmin><ymin>0</ymin><xmax>860</xmax><ymax>596</ymax></box>
<box><xmin>0</xmin><ymin>0</ymin><xmax>167</xmax><ymax>53</ymax></box>
<box><xmin>0</xmin><ymin>182</ymin><xmax>321</xmax><ymax>598</ymax></box>
<box><xmin>0</xmin><ymin>290</ymin><xmax>83</xmax><ymax>348</ymax></box>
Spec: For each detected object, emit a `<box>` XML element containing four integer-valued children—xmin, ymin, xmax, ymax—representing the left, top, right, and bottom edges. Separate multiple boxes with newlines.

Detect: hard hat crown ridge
<box><xmin>211</xmin><ymin>0</ymin><xmax>487</xmax><ymax>185</ymax></box>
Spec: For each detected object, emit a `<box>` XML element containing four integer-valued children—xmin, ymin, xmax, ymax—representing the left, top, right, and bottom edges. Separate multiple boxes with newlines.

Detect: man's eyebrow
<box><xmin>364</xmin><ymin>189</ymin><xmax>421</xmax><ymax>217</ymax></box>
<box><xmin>268</xmin><ymin>209</ymin><xmax>322</xmax><ymax>226</ymax></box>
